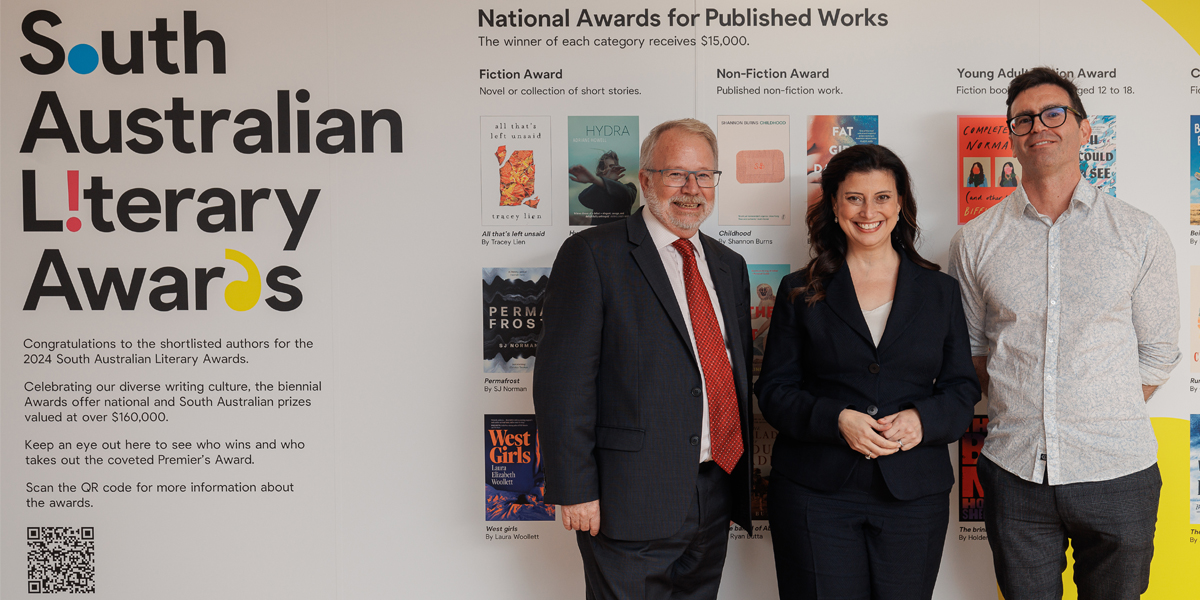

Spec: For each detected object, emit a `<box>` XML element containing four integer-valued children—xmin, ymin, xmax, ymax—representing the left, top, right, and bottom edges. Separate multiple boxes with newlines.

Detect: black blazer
<box><xmin>533</xmin><ymin>208</ymin><xmax>754</xmax><ymax>540</ymax></box>
<box><xmin>754</xmin><ymin>254</ymin><xmax>979</xmax><ymax>500</ymax></box>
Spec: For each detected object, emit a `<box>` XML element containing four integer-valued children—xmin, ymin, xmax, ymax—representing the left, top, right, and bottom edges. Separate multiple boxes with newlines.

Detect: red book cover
<box><xmin>958</xmin><ymin>116</ymin><xmax>1019</xmax><ymax>224</ymax></box>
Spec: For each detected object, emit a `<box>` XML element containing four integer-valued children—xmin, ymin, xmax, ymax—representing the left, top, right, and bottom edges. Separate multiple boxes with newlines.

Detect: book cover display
<box><xmin>1191</xmin><ymin>116</ymin><xmax>1200</xmax><ymax>225</ymax></box>
<box><xmin>751</xmin><ymin>413</ymin><xmax>777</xmax><ymax>521</ymax></box>
<box><xmin>748</xmin><ymin>264</ymin><xmax>788</xmax><ymax>378</ymax></box>
<box><xmin>1191</xmin><ymin>414</ymin><xmax>1199</xmax><ymax>525</ymax></box>
<box><xmin>481</xmin><ymin>116</ymin><xmax>551</xmax><ymax>225</ymax></box>
<box><xmin>958</xmin><ymin>116</ymin><xmax>1016</xmax><ymax>224</ymax></box>
<box><xmin>485</xmin><ymin>415</ymin><xmax>554</xmax><ymax>521</ymax></box>
<box><xmin>483</xmin><ymin>267</ymin><xmax>550</xmax><ymax>373</ymax></box>
<box><xmin>1081</xmin><ymin>115</ymin><xmax>1117</xmax><ymax>196</ymax></box>
<box><xmin>1190</xmin><ymin>266</ymin><xmax>1200</xmax><ymax>373</ymax></box>
<box><xmin>806</xmin><ymin>115</ymin><xmax>879</xmax><ymax>206</ymax></box>
<box><xmin>717</xmin><ymin>116</ymin><xmax>791</xmax><ymax>225</ymax></box>
<box><xmin>568</xmin><ymin>116</ymin><xmax>640</xmax><ymax>226</ymax></box>
<box><xmin>959</xmin><ymin>416</ymin><xmax>989</xmax><ymax>522</ymax></box>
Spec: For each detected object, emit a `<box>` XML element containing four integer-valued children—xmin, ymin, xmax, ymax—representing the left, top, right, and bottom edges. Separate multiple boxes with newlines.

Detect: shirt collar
<box><xmin>643</xmin><ymin>206</ymin><xmax>705</xmax><ymax>260</ymax></box>
<box><xmin>1013</xmin><ymin>178</ymin><xmax>1097</xmax><ymax>219</ymax></box>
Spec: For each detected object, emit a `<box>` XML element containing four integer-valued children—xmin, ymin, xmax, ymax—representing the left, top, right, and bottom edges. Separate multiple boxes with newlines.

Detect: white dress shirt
<box><xmin>643</xmin><ymin>208</ymin><xmax>731</xmax><ymax>463</ymax></box>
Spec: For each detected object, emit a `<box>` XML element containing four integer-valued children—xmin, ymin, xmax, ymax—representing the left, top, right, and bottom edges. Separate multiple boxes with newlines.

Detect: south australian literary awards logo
<box><xmin>16</xmin><ymin>9</ymin><xmax>403</xmax><ymax>314</ymax></box>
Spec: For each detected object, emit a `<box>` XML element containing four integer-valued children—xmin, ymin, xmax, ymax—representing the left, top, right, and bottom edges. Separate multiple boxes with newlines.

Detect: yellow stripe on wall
<box><xmin>997</xmin><ymin>417</ymin><xmax>1197</xmax><ymax>600</ymax></box>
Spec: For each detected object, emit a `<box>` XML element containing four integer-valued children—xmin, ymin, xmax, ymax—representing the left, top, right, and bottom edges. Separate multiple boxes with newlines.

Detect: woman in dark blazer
<box><xmin>756</xmin><ymin>144</ymin><xmax>979</xmax><ymax>600</ymax></box>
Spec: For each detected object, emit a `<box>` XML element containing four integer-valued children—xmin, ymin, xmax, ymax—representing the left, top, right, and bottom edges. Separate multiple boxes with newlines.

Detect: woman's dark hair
<box><xmin>791</xmin><ymin>144</ymin><xmax>939</xmax><ymax>306</ymax></box>
<box><xmin>967</xmin><ymin>161</ymin><xmax>986</xmax><ymax>187</ymax></box>
<box><xmin>999</xmin><ymin>161</ymin><xmax>1018</xmax><ymax>186</ymax></box>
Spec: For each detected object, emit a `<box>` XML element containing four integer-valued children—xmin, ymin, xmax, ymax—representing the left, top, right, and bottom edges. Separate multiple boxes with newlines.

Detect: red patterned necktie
<box><xmin>671</xmin><ymin>238</ymin><xmax>743</xmax><ymax>474</ymax></box>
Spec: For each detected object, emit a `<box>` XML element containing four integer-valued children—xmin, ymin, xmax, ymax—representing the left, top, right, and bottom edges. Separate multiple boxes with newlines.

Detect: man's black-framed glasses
<box><xmin>1007</xmin><ymin>106</ymin><xmax>1083</xmax><ymax>136</ymax></box>
<box><xmin>645</xmin><ymin>169</ymin><xmax>722</xmax><ymax>188</ymax></box>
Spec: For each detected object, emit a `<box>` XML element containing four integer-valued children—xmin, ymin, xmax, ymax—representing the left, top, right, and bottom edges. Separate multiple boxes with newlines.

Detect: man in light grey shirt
<box><xmin>949</xmin><ymin>67</ymin><xmax>1180</xmax><ymax>599</ymax></box>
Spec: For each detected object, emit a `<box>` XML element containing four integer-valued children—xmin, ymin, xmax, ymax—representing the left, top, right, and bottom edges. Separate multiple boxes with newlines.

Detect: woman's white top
<box><xmin>861</xmin><ymin>301</ymin><xmax>892</xmax><ymax>347</ymax></box>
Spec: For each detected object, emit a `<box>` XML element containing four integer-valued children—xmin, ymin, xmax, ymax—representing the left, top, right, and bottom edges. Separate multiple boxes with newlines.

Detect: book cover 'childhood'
<box><xmin>568</xmin><ymin>116</ymin><xmax>639</xmax><ymax>226</ymax></box>
<box><xmin>958</xmin><ymin>116</ymin><xmax>1016</xmax><ymax>224</ymax></box>
<box><xmin>748</xmin><ymin>264</ymin><xmax>788</xmax><ymax>378</ymax></box>
<box><xmin>483</xmin><ymin>267</ymin><xmax>550</xmax><ymax>373</ymax></box>
<box><xmin>485</xmin><ymin>414</ymin><xmax>555</xmax><ymax>521</ymax></box>
<box><xmin>718</xmin><ymin>116</ymin><xmax>791</xmax><ymax>225</ymax></box>
<box><xmin>481</xmin><ymin>116</ymin><xmax>551</xmax><ymax>226</ymax></box>
<box><xmin>806</xmin><ymin>115</ymin><xmax>878</xmax><ymax>206</ymax></box>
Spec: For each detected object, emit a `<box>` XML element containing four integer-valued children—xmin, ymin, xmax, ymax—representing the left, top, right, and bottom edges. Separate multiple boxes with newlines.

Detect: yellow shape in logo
<box><xmin>1142</xmin><ymin>0</ymin><xmax>1200</xmax><ymax>56</ymax></box>
<box><xmin>223</xmin><ymin>249</ymin><xmax>261</xmax><ymax>312</ymax></box>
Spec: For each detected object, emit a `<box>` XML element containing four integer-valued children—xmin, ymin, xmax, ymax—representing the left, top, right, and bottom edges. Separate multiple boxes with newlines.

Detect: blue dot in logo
<box><xmin>68</xmin><ymin>44</ymin><xmax>99</xmax><ymax>74</ymax></box>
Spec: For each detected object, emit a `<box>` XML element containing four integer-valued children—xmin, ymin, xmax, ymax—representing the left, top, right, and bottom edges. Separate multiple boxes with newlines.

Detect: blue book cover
<box><xmin>1191</xmin><ymin>414</ymin><xmax>1199</xmax><ymax>525</ymax></box>
<box><xmin>1191</xmin><ymin>116</ymin><xmax>1200</xmax><ymax>225</ymax></box>
<box><xmin>485</xmin><ymin>414</ymin><xmax>554</xmax><ymax>521</ymax></box>
<box><xmin>483</xmin><ymin>267</ymin><xmax>550</xmax><ymax>373</ymax></box>
<box><xmin>1080</xmin><ymin>115</ymin><xmax>1116</xmax><ymax>196</ymax></box>
<box><xmin>567</xmin><ymin>116</ymin><xmax>640</xmax><ymax>226</ymax></box>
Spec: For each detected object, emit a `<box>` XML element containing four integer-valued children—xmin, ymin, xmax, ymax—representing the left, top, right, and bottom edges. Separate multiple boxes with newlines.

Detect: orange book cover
<box><xmin>957</xmin><ymin>116</ymin><xmax>1019</xmax><ymax>224</ymax></box>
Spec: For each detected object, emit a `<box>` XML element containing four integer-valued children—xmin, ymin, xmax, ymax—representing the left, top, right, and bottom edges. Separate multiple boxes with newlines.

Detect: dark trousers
<box><xmin>576</xmin><ymin>461</ymin><xmax>734</xmax><ymax>600</ymax></box>
<box><xmin>978</xmin><ymin>455</ymin><xmax>1161</xmax><ymax>600</ymax></box>
<box><xmin>768</xmin><ymin>463</ymin><xmax>949</xmax><ymax>600</ymax></box>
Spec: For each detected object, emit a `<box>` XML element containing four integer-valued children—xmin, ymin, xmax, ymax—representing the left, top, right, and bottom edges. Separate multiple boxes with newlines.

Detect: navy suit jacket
<box><xmin>533</xmin><ymin>208</ymin><xmax>754</xmax><ymax>540</ymax></box>
<box><xmin>755</xmin><ymin>254</ymin><xmax>980</xmax><ymax>500</ymax></box>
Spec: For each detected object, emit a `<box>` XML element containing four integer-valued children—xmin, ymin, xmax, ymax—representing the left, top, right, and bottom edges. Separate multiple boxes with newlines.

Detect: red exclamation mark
<box><xmin>66</xmin><ymin>170</ymin><xmax>81</xmax><ymax>232</ymax></box>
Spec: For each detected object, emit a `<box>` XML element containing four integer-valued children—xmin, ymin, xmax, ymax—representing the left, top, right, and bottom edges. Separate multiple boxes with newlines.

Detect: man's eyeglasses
<box><xmin>645</xmin><ymin>169</ymin><xmax>722</xmax><ymax>188</ymax></box>
<box><xmin>1007</xmin><ymin>106</ymin><xmax>1083</xmax><ymax>136</ymax></box>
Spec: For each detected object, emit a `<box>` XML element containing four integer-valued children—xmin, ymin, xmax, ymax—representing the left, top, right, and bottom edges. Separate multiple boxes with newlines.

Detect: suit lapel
<box><xmin>824</xmin><ymin>262</ymin><xmax>874</xmax><ymax>346</ymax></box>
<box><xmin>627</xmin><ymin>210</ymin><xmax>694</xmax><ymax>355</ymax></box>
<box><xmin>876</xmin><ymin>254</ymin><xmax>927</xmax><ymax>355</ymax></box>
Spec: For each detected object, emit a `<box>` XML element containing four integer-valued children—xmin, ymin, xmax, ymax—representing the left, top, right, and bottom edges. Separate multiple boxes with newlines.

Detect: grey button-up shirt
<box><xmin>949</xmin><ymin>180</ymin><xmax>1180</xmax><ymax>485</ymax></box>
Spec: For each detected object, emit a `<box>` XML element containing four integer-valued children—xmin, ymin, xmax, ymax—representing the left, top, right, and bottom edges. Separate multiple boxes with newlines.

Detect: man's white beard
<box><xmin>645</xmin><ymin>187</ymin><xmax>712</xmax><ymax>232</ymax></box>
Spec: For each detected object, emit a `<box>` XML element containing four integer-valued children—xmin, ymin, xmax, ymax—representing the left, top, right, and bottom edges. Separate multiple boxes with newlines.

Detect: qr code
<box><xmin>27</xmin><ymin>526</ymin><xmax>95</xmax><ymax>593</ymax></box>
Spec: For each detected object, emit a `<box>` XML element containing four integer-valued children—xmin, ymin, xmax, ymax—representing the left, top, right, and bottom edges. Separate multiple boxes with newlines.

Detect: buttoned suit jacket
<box><xmin>533</xmin><ymin>208</ymin><xmax>754</xmax><ymax>540</ymax></box>
<box><xmin>755</xmin><ymin>254</ymin><xmax>980</xmax><ymax>499</ymax></box>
